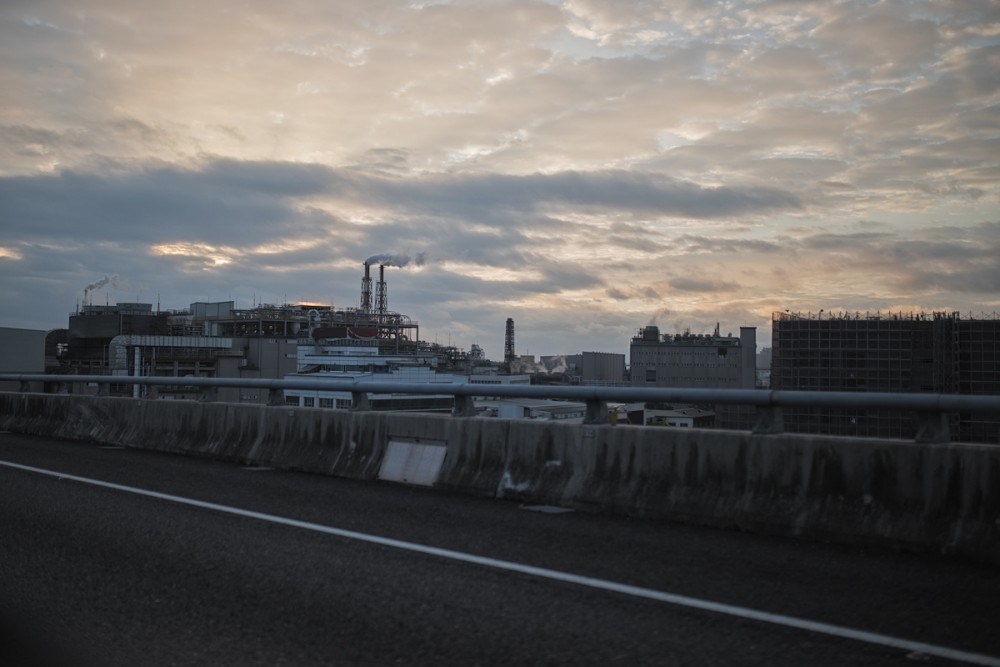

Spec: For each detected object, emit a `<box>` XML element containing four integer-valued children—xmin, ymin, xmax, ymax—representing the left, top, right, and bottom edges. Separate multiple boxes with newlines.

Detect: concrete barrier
<box><xmin>2</xmin><ymin>392</ymin><xmax>997</xmax><ymax>565</ymax></box>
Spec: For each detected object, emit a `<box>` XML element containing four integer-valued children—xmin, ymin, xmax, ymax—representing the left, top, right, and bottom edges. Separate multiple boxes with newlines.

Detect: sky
<box><xmin>1</xmin><ymin>0</ymin><xmax>998</xmax><ymax>359</ymax></box>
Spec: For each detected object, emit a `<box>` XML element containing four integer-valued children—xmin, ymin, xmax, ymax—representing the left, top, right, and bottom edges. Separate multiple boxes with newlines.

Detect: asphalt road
<box><xmin>1</xmin><ymin>432</ymin><xmax>998</xmax><ymax>667</ymax></box>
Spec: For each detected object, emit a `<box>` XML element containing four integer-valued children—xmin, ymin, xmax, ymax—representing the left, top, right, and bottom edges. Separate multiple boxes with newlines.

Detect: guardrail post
<box><xmin>914</xmin><ymin>410</ymin><xmax>951</xmax><ymax>444</ymax></box>
<box><xmin>752</xmin><ymin>406</ymin><xmax>784</xmax><ymax>435</ymax></box>
<box><xmin>19</xmin><ymin>380</ymin><xmax>30</xmax><ymax>393</ymax></box>
<box><xmin>267</xmin><ymin>388</ymin><xmax>284</xmax><ymax>406</ymax></box>
<box><xmin>452</xmin><ymin>395</ymin><xmax>475</xmax><ymax>417</ymax></box>
<box><xmin>97</xmin><ymin>382</ymin><xmax>110</xmax><ymax>396</ymax></box>
<box><xmin>583</xmin><ymin>398</ymin><xmax>608</xmax><ymax>425</ymax></box>
<box><xmin>351</xmin><ymin>391</ymin><xmax>371</xmax><ymax>411</ymax></box>
<box><xmin>198</xmin><ymin>386</ymin><xmax>218</xmax><ymax>403</ymax></box>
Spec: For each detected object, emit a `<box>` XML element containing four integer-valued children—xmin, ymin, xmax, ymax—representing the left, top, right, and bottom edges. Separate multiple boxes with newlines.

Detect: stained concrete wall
<box><xmin>2</xmin><ymin>392</ymin><xmax>997</xmax><ymax>565</ymax></box>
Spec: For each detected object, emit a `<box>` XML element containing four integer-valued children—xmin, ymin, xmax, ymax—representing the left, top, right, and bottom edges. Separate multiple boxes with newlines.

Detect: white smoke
<box><xmin>366</xmin><ymin>252</ymin><xmax>427</xmax><ymax>268</ymax></box>
<box><xmin>511</xmin><ymin>355</ymin><xmax>568</xmax><ymax>375</ymax></box>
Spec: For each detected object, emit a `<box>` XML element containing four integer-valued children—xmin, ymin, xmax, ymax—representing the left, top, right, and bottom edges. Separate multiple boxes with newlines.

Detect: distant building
<box><xmin>478</xmin><ymin>398</ymin><xmax>587</xmax><ymax>422</ymax></box>
<box><xmin>630</xmin><ymin>325</ymin><xmax>757</xmax><ymax>389</ymax></box>
<box><xmin>457</xmin><ymin>368</ymin><xmax>532</xmax><ymax>387</ymax></box>
<box><xmin>284</xmin><ymin>335</ymin><xmax>451</xmax><ymax>411</ymax></box>
<box><xmin>42</xmin><ymin>261</ymin><xmax>531</xmax><ymax>409</ymax></box>
<box><xmin>53</xmin><ymin>300</ymin><xmax>302</xmax><ymax>401</ymax></box>
<box><xmin>580</xmin><ymin>351</ymin><xmax>625</xmax><ymax>384</ymax></box>
<box><xmin>771</xmin><ymin>311</ymin><xmax>1000</xmax><ymax>443</ymax></box>
<box><xmin>62</xmin><ymin>302</ymin><xmax>168</xmax><ymax>375</ymax></box>
<box><xmin>0</xmin><ymin>327</ymin><xmax>46</xmax><ymax>392</ymax></box>
<box><xmin>639</xmin><ymin>406</ymin><xmax>715</xmax><ymax>428</ymax></box>
<box><xmin>756</xmin><ymin>347</ymin><xmax>772</xmax><ymax>388</ymax></box>
<box><xmin>629</xmin><ymin>324</ymin><xmax>758</xmax><ymax>429</ymax></box>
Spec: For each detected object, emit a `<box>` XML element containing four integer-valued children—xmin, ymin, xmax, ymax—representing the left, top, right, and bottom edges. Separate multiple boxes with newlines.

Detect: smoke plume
<box><xmin>366</xmin><ymin>253</ymin><xmax>426</xmax><ymax>268</ymax></box>
<box><xmin>83</xmin><ymin>274</ymin><xmax>119</xmax><ymax>295</ymax></box>
<box><xmin>647</xmin><ymin>307</ymin><xmax>671</xmax><ymax>326</ymax></box>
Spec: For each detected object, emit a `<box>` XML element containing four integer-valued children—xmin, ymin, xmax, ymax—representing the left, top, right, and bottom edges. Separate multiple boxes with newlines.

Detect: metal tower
<box><xmin>375</xmin><ymin>264</ymin><xmax>388</xmax><ymax>319</ymax></box>
<box><xmin>361</xmin><ymin>262</ymin><xmax>373</xmax><ymax>312</ymax></box>
<box><xmin>504</xmin><ymin>317</ymin><xmax>515</xmax><ymax>368</ymax></box>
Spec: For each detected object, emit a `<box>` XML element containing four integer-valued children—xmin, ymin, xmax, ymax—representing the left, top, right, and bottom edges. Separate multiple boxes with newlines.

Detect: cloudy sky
<box><xmin>1</xmin><ymin>0</ymin><xmax>998</xmax><ymax>358</ymax></box>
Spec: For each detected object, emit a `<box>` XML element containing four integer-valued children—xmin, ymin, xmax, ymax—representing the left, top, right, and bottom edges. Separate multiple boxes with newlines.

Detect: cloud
<box><xmin>0</xmin><ymin>161</ymin><xmax>334</xmax><ymax>245</ymax></box>
<box><xmin>331</xmin><ymin>169</ymin><xmax>802</xmax><ymax>219</ymax></box>
<box><xmin>672</xmin><ymin>235</ymin><xmax>785</xmax><ymax>255</ymax></box>
<box><xmin>670</xmin><ymin>277</ymin><xmax>739</xmax><ymax>293</ymax></box>
<box><xmin>0</xmin><ymin>0</ymin><xmax>998</xmax><ymax>355</ymax></box>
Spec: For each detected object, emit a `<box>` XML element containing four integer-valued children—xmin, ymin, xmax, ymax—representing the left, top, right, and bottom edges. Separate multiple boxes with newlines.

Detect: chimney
<box><xmin>361</xmin><ymin>261</ymin><xmax>373</xmax><ymax>312</ymax></box>
<box><xmin>376</xmin><ymin>264</ymin><xmax>388</xmax><ymax>318</ymax></box>
<box><xmin>504</xmin><ymin>318</ymin><xmax>515</xmax><ymax>368</ymax></box>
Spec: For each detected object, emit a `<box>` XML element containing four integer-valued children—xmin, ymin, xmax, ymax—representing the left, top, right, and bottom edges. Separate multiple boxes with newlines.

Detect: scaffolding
<box><xmin>771</xmin><ymin>311</ymin><xmax>1000</xmax><ymax>443</ymax></box>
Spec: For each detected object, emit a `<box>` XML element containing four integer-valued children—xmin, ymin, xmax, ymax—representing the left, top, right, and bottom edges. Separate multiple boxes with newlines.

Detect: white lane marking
<box><xmin>3</xmin><ymin>459</ymin><xmax>999</xmax><ymax>667</ymax></box>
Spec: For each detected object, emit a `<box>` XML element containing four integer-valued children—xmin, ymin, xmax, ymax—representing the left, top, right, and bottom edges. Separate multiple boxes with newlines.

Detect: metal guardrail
<box><xmin>3</xmin><ymin>373</ymin><xmax>1000</xmax><ymax>444</ymax></box>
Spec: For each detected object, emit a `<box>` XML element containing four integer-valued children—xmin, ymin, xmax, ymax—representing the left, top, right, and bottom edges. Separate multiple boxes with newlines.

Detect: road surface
<box><xmin>1</xmin><ymin>432</ymin><xmax>998</xmax><ymax>666</ymax></box>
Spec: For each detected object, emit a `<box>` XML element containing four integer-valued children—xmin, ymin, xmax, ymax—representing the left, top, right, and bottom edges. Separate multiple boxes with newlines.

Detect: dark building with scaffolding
<box><xmin>771</xmin><ymin>311</ymin><xmax>1000</xmax><ymax>443</ymax></box>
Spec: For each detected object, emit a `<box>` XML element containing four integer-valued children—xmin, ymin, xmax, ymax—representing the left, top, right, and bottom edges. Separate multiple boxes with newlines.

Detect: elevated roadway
<box><xmin>2</xmin><ymin>434</ymin><xmax>999</xmax><ymax>667</ymax></box>
<box><xmin>3</xmin><ymin>391</ymin><xmax>998</xmax><ymax>564</ymax></box>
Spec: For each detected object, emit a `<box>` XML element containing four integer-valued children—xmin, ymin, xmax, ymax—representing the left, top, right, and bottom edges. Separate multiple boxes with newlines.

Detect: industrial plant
<box><xmin>38</xmin><ymin>260</ymin><xmax>537</xmax><ymax>407</ymax></box>
<box><xmin>3</xmin><ymin>261</ymin><xmax>997</xmax><ymax>439</ymax></box>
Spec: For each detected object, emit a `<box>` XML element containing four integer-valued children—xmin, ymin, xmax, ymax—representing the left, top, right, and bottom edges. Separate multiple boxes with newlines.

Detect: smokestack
<box><xmin>361</xmin><ymin>262</ymin><xmax>373</xmax><ymax>312</ymax></box>
<box><xmin>504</xmin><ymin>318</ymin><xmax>515</xmax><ymax>368</ymax></box>
<box><xmin>376</xmin><ymin>264</ymin><xmax>388</xmax><ymax>318</ymax></box>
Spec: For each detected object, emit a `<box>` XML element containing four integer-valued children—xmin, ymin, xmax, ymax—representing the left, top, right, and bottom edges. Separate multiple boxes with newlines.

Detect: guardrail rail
<box><xmin>3</xmin><ymin>373</ymin><xmax>999</xmax><ymax>444</ymax></box>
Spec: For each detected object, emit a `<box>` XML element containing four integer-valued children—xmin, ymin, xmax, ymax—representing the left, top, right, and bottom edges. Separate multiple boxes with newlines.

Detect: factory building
<box><xmin>286</xmin><ymin>333</ymin><xmax>530</xmax><ymax>410</ymax></box>
<box><xmin>580</xmin><ymin>351</ymin><xmax>626</xmax><ymax>385</ymax></box>
<box><xmin>630</xmin><ymin>325</ymin><xmax>757</xmax><ymax>389</ymax></box>
<box><xmin>47</xmin><ymin>260</ymin><xmax>535</xmax><ymax>410</ymax></box>
<box><xmin>284</xmin><ymin>329</ymin><xmax>451</xmax><ymax>411</ymax></box>
<box><xmin>771</xmin><ymin>311</ymin><xmax>1000</xmax><ymax>443</ymax></box>
<box><xmin>39</xmin><ymin>262</ymin><xmax>629</xmax><ymax>417</ymax></box>
<box><xmin>61</xmin><ymin>302</ymin><xmax>169</xmax><ymax>374</ymax></box>
<box><xmin>629</xmin><ymin>324</ymin><xmax>758</xmax><ymax>429</ymax></box>
<box><xmin>51</xmin><ymin>300</ymin><xmax>304</xmax><ymax>401</ymax></box>
<box><xmin>48</xmin><ymin>260</ymin><xmax>426</xmax><ymax>402</ymax></box>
